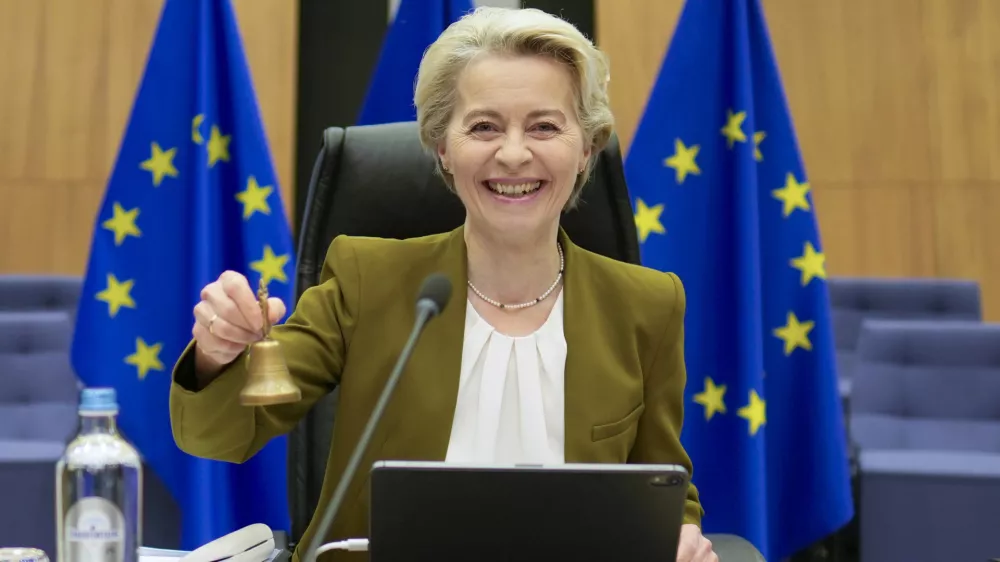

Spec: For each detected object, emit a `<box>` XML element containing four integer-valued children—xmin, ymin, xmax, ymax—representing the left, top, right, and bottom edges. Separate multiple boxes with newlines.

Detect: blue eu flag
<box><xmin>70</xmin><ymin>0</ymin><xmax>294</xmax><ymax>549</ymax></box>
<box><xmin>624</xmin><ymin>1</ymin><xmax>853</xmax><ymax>559</ymax></box>
<box><xmin>357</xmin><ymin>0</ymin><xmax>474</xmax><ymax>125</ymax></box>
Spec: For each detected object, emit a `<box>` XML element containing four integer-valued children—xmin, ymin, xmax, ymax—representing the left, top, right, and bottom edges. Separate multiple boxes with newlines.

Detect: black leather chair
<box><xmin>288</xmin><ymin>121</ymin><xmax>764</xmax><ymax>562</ymax></box>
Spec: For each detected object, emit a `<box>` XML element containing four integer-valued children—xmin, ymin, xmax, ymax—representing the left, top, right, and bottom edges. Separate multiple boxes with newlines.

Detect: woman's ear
<box><xmin>437</xmin><ymin>142</ymin><xmax>449</xmax><ymax>172</ymax></box>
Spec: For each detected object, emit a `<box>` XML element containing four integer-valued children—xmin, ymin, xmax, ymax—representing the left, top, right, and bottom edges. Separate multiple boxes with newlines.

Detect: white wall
<box><xmin>388</xmin><ymin>0</ymin><xmax>522</xmax><ymax>22</ymax></box>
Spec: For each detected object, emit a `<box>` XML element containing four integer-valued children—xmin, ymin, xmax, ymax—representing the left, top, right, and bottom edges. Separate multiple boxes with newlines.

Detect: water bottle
<box><xmin>55</xmin><ymin>388</ymin><xmax>143</xmax><ymax>562</ymax></box>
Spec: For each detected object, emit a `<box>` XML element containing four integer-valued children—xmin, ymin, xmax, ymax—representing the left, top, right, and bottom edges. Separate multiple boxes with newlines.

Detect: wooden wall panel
<box><xmin>0</xmin><ymin>0</ymin><xmax>297</xmax><ymax>275</ymax></box>
<box><xmin>596</xmin><ymin>0</ymin><xmax>683</xmax><ymax>163</ymax></box>
<box><xmin>596</xmin><ymin>0</ymin><xmax>1000</xmax><ymax>320</ymax></box>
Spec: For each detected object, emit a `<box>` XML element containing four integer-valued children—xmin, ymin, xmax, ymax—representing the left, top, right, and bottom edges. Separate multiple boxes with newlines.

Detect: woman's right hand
<box><xmin>192</xmin><ymin>270</ymin><xmax>287</xmax><ymax>374</ymax></box>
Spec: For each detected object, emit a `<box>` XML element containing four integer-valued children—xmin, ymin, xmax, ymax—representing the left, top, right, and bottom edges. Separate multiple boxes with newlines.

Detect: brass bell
<box><xmin>240</xmin><ymin>279</ymin><xmax>302</xmax><ymax>406</ymax></box>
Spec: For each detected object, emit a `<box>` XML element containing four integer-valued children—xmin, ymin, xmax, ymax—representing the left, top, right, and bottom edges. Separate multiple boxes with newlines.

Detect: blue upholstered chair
<box><xmin>0</xmin><ymin>311</ymin><xmax>79</xmax><ymax>555</ymax></box>
<box><xmin>828</xmin><ymin>277</ymin><xmax>981</xmax><ymax>398</ymax></box>
<box><xmin>0</xmin><ymin>303</ymin><xmax>182</xmax><ymax>552</ymax></box>
<box><xmin>851</xmin><ymin>319</ymin><xmax>1000</xmax><ymax>562</ymax></box>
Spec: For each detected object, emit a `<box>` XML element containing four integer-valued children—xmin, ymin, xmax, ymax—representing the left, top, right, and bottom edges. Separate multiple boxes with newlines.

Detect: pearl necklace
<box><xmin>468</xmin><ymin>243</ymin><xmax>564</xmax><ymax>310</ymax></box>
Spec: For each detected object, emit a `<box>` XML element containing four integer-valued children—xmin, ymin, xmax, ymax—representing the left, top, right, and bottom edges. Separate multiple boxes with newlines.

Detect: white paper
<box><xmin>138</xmin><ymin>547</ymin><xmax>187</xmax><ymax>558</ymax></box>
<box><xmin>138</xmin><ymin>547</ymin><xmax>282</xmax><ymax>562</ymax></box>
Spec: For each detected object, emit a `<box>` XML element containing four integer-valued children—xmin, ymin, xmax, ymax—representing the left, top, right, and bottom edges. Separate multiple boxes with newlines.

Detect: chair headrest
<box><xmin>828</xmin><ymin>277</ymin><xmax>981</xmax><ymax>317</ymax></box>
<box><xmin>295</xmin><ymin>121</ymin><xmax>639</xmax><ymax>292</ymax></box>
<box><xmin>0</xmin><ymin>275</ymin><xmax>82</xmax><ymax>314</ymax></box>
<box><xmin>857</xmin><ymin>319</ymin><xmax>1000</xmax><ymax>366</ymax></box>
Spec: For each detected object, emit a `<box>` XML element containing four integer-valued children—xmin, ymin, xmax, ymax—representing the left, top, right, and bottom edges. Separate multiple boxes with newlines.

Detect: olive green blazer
<box><xmin>169</xmin><ymin>225</ymin><xmax>704</xmax><ymax>561</ymax></box>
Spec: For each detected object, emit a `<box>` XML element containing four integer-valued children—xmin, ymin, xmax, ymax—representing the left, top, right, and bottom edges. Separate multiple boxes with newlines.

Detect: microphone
<box><xmin>301</xmin><ymin>272</ymin><xmax>453</xmax><ymax>562</ymax></box>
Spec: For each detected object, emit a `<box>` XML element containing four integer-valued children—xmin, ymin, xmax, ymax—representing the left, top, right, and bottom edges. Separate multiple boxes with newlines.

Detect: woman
<box><xmin>169</xmin><ymin>6</ymin><xmax>715</xmax><ymax>562</ymax></box>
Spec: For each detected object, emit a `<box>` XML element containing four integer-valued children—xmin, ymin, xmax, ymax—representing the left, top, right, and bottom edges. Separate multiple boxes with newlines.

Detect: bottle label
<box><xmin>63</xmin><ymin>497</ymin><xmax>126</xmax><ymax>562</ymax></box>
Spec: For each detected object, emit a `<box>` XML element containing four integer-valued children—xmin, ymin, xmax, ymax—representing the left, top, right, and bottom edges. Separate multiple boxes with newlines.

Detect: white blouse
<box><xmin>444</xmin><ymin>291</ymin><xmax>567</xmax><ymax>465</ymax></box>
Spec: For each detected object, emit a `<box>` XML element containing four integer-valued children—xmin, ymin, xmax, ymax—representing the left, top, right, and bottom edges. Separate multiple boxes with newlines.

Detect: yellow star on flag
<box><xmin>95</xmin><ymin>273</ymin><xmax>136</xmax><ymax>318</ymax></box>
<box><xmin>772</xmin><ymin>172</ymin><xmax>811</xmax><ymax>217</ymax></box>
<box><xmin>790</xmin><ymin>241</ymin><xmax>827</xmax><ymax>286</ymax></box>
<box><xmin>663</xmin><ymin>139</ymin><xmax>701</xmax><ymax>184</ymax></box>
<box><xmin>753</xmin><ymin>131</ymin><xmax>766</xmax><ymax>161</ymax></box>
<box><xmin>693</xmin><ymin>377</ymin><xmax>727</xmax><ymax>421</ymax></box>
<box><xmin>773</xmin><ymin>311</ymin><xmax>815</xmax><ymax>356</ymax></box>
<box><xmin>250</xmin><ymin>245</ymin><xmax>290</xmax><ymax>286</ymax></box>
<box><xmin>139</xmin><ymin>142</ymin><xmax>178</xmax><ymax>187</ymax></box>
<box><xmin>236</xmin><ymin>176</ymin><xmax>274</xmax><ymax>219</ymax></box>
<box><xmin>206</xmin><ymin>125</ymin><xmax>231</xmax><ymax>167</ymax></box>
<box><xmin>192</xmin><ymin>114</ymin><xmax>205</xmax><ymax>144</ymax></box>
<box><xmin>720</xmin><ymin>109</ymin><xmax>747</xmax><ymax>148</ymax></box>
<box><xmin>101</xmin><ymin>202</ymin><xmax>141</xmax><ymax>246</ymax></box>
<box><xmin>738</xmin><ymin>390</ymin><xmax>767</xmax><ymax>436</ymax></box>
<box><xmin>634</xmin><ymin>198</ymin><xmax>666</xmax><ymax>243</ymax></box>
<box><xmin>125</xmin><ymin>337</ymin><xmax>164</xmax><ymax>380</ymax></box>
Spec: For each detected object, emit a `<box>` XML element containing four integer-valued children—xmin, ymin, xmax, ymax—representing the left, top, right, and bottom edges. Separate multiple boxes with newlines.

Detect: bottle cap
<box><xmin>80</xmin><ymin>387</ymin><xmax>119</xmax><ymax>413</ymax></box>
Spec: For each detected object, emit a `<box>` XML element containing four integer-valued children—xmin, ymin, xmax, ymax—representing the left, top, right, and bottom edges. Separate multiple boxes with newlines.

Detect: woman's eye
<box><xmin>534</xmin><ymin>122</ymin><xmax>560</xmax><ymax>133</ymax></box>
<box><xmin>470</xmin><ymin>121</ymin><xmax>495</xmax><ymax>133</ymax></box>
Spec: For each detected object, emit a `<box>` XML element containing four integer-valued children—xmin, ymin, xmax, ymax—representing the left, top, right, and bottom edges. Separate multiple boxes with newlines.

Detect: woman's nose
<box><xmin>495</xmin><ymin>133</ymin><xmax>532</xmax><ymax>169</ymax></box>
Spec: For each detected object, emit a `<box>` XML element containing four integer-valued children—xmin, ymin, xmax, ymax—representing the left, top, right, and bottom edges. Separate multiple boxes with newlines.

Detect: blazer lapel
<box><xmin>375</xmin><ymin>226</ymin><xmax>618</xmax><ymax>464</ymax></box>
<box><xmin>560</xmin><ymin>229</ymin><xmax>622</xmax><ymax>463</ymax></box>
<box><xmin>377</xmin><ymin>226</ymin><xmax>468</xmax><ymax>462</ymax></box>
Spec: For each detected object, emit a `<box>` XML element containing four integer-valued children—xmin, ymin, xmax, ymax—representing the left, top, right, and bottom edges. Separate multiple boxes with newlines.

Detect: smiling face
<box><xmin>438</xmin><ymin>53</ymin><xmax>592</xmax><ymax>242</ymax></box>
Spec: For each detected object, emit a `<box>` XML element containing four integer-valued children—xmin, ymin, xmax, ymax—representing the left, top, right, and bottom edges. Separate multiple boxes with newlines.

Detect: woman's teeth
<box><xmin>486</xmin><ymin>181</ymin><xmax>542</xmax><ymax>196</ymax></box>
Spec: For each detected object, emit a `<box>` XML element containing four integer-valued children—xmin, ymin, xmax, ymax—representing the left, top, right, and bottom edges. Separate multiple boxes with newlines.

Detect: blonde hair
<box><xmin>414</xmin><ymin>6</ymin><xmax>614</xmax><ymax>208</ymax></box>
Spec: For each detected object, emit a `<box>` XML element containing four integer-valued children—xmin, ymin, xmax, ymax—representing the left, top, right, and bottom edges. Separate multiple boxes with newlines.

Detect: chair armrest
<box><xmin>705</xmin><ymin>533</ymin><xmax>764</xmax><ymax>562</ymax></box>
<box><xmin>858</xmin><ymin>449</ymin><xmax>1000</xmax><ymax>562</ymax></box>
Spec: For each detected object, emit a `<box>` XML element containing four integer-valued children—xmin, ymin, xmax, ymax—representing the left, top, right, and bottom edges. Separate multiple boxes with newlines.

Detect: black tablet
<box><xmin>368</xmin><ymin>461</ymin><xmax>690</xmax><ymax>562</ymax></box>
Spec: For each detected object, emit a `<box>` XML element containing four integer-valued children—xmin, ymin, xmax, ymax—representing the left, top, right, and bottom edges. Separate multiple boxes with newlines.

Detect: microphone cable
<box><xmin>315</xmin><ymin>538</ymin><xmax>369</xmax><ymax>554</ymax></box>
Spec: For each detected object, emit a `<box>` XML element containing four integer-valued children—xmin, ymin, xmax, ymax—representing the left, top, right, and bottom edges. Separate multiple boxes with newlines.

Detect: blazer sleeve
<box><xmin>628</xmin><ymin>271</ymin><xmax>705</xmax><ymax>528</ymax></box>
<box><xmin>168</xmin><ymin>235</ymin><xmax>360</xmax><ymax>464</ymax></box>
